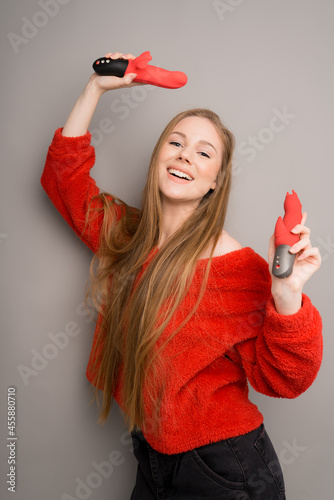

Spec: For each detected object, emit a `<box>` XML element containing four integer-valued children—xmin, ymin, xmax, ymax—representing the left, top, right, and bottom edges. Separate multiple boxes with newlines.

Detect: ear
<box><xmin>210</xmin><ymin>180</ymin><xmax>217</xmax><ymax>190</ymax></box>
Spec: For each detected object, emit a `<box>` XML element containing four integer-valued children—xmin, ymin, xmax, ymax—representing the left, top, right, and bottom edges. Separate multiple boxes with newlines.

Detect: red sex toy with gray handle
<box><xmin>272</xmin><ymin>190</ymin><xmax>303</xmax><ymax>278</ymax></box>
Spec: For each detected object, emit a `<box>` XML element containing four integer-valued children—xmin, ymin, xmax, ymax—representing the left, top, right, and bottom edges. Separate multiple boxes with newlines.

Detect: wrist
<box><xmin>84</xmin><ymin>75</ymin><xmax>106</xmax><ymax>99</ymax></box>
<box><xmin>272</xmin><ymin>290</ymin><xmax>303</xmax><ymax>315</ymax></box>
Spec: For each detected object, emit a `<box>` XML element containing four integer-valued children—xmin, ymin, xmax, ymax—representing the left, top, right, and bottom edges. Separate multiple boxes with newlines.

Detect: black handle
<box><xmin>92</xmin><ymin>57</ymin><xmax>129</xmax><ymax>77</ymax></box>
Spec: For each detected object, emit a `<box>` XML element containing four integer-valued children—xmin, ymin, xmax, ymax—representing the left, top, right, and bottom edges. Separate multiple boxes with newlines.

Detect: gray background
<box><xmin>1</xmin><ymin>0</ymin><xmax>333</xmax><ymax>499</ymax></box>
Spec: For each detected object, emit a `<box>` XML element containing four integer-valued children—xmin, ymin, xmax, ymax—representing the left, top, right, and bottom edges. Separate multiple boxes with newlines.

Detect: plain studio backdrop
<box><xmin>0</xmin><ymin>1</ymin><xmax>333</xmax><ymax>499</ymax></box>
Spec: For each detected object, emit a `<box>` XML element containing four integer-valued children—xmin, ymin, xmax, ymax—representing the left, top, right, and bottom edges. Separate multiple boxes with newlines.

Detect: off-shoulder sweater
<box><xmin>40</xmin><ymin>128</ymin><xmax>323</xmax><ymax>455</ymax></box>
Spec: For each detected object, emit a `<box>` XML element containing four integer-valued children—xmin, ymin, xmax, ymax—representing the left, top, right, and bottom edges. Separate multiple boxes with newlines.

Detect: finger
<box><xmin>104</xmin><ymin>52</ymin><xmax>123</xmax><ymax>58</ymax></box>
<box><xmin>291</xmin><ymin>223</ymin><xmax>311</xmax><ymax>237</ymax></box>
<box><xmin>104</xmin><ymin>52</ymin><xmax>135</xmax><ymax>60</ymax></box>
<box><xmin>268</xmin><ymin>233</ymin><xmax>275</xmax><ymax>253</ymax></box>
<box><xmin>109</xmin><ymin>52</ymin><xmax>124</xmax><ymax>59</ymax></box>
<box><xmin>122</xmin><ymin>53</ymin><xmax>136</xmax><ymax>60</ymax></box>
<box><xmin>289</xmin><ymin>237</ymin><xmax>311</xmax><ymax>254</ymax></box>
<box><xmin>301</xmin><ymin>211</ymin><xmax>307</xmax><ymax>225</ymax></box>
<box><xmin>291</xmin><ymin>212</ymin><xmax>308</xmax><ymax>235</ymax></box>
<box><xmin>268</xmin><ymin>233</ymin><xmax>275</xmax><ymax>249</ymax></box>
<box><xmin>121</xmin><ymin>73</ymin><xmax>137</xmax><ymax>85</ymax></box>
<box><xmin>296</xmin><ymin>246</ymin><xmax>322</xmax><ymax>264</ymax></box>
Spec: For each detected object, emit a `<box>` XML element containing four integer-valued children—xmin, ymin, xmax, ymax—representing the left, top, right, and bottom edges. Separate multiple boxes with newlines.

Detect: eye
<box><xmin>199</xmin><ymin>151</ymin><xmax>210</xmax><ymax>158</ymax></box>
<box><xmin>169</xmin><ymin>141</ymin><xmax>182</xmax><ymax>147</ymax></box>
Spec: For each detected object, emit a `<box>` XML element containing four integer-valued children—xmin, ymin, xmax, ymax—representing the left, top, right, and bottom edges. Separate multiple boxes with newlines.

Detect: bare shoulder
<box><xmin>213</xmin><ymin>230</ymin><xmax>243</xmax><ymax>257</ymax></box>
<box><xmin>198</xmin><ymin>231</ymin><xmax>243</xmax><ymax>259</ymax></box>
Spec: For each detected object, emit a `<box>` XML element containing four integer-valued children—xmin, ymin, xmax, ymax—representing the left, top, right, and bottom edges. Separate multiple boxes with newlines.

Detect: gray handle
<box><xmin>272</xmin><ymin>244</ymin><xmax>296</xmax><ymax>278</ymax></box>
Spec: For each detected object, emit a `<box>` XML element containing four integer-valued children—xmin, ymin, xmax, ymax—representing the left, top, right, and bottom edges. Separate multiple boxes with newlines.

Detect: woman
<box><xmin>41</xmin><ymin>52</ymin><xmax>323</xmax><ymax>499</ymax></box>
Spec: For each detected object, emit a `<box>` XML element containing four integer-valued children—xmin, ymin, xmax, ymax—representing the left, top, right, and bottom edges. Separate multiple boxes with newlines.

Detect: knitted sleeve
<box><xmin>231</xmin><ymin>279</ymin><xmax>323</xmax><ymax>399</ymax></box>
<box><xmin>40</xmin><ymin>128</ymin><xmax>124</xmax><ymax>253</ymax></box>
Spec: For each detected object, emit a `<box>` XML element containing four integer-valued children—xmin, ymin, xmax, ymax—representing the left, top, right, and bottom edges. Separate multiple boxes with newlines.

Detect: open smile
<box><xmin>167</xmin><ymin>167</ymin><xmax>194</xmax><ymax>181</ymax></box>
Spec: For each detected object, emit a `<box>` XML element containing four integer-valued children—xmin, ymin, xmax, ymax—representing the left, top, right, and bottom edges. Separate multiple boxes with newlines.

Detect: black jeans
<box><xmin>130</xmin><ymin>424</ymin><xmax>286</xmax><ymax>500</ymax></box>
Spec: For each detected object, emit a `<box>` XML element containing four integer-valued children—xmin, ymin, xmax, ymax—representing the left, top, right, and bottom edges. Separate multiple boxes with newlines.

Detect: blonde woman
<box><xmin>41</xmin><ymin>52</ymin><xmax>323</xmax><ymax>500</ymax></box>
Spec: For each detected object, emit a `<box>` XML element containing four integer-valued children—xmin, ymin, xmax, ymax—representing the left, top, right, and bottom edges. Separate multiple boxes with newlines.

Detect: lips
<box><xmin>167</xmin><ymin>167</ymin><xmax>194</xmax><ymax>181</ymax></box>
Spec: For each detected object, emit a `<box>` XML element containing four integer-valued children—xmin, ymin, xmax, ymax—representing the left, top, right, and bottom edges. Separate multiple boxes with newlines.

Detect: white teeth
<box><xmin>168</xmin><ymin>168</ymin><xmax>193</xmax><ymax>181</ymax></box>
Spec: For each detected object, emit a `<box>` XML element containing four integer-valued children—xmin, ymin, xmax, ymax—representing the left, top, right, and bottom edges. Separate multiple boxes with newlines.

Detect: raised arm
<box><xmin>41</xmin><ymin>52</ymin><xmax>142</xmax><ymax>253</ymax></box>
<box><xmin>62</xmin><ymin>52</ymin><xmax>139</xmax><ymax>137</ymax></box>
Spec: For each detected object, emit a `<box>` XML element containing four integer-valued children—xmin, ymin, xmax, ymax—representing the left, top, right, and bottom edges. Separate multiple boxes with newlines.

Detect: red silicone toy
<box><xmin>274</xmin><ymin>190</ymin><xmax>303</xmax><ymax>248</ymax></box>
<box><xmin>125</xmin><ymin>51</ymin><xmax>187</xmax><ymax>89</ymax></box>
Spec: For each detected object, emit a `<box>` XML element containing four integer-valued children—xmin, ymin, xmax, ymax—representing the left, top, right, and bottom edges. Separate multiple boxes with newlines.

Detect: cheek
<box><xmin>205</xmin><ymin>162</ymin><xmax>221</xmax><ymax>181</ymax></box>
<box><xmin>204</xmin><ymin>163</ymin><xmax>221</xmax><ymax>190</ymax></box>
<box><xmin>158</xmin><ymin>144</ymin><xmax>171</xmax><ymax>162</ymax></box>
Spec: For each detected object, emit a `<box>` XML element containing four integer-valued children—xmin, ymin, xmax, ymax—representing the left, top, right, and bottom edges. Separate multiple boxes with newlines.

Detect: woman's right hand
<box><xmin>89</xmin><ymin>52</ymin><xmax>142</xmax><ymax>94</ymax></box>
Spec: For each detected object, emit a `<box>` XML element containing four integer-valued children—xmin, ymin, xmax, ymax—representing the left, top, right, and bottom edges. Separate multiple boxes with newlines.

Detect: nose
<box><xmin>178</xmin><ymin>148</ymin><xmax>192</xmax><ymax>164</ymax></box>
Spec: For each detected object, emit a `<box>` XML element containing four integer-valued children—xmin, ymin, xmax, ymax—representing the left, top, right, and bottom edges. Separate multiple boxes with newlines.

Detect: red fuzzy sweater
<box><xmin>41</xmin><ymin>128</ymin><xmax>323</xmax><ymax>455</ymax></box>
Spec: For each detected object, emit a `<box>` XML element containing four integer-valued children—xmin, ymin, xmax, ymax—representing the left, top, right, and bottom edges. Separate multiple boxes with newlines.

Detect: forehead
<box><xmin>170</xmin><ymin>116</ymin><xmax>223</xmax><ymax>152</ymax></box>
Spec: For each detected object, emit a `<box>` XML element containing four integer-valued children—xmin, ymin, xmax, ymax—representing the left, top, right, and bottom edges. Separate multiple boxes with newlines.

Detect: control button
<box><xmin>96</xmin><ymin>60</ymin><xmax>100</xmax><ymax>65</ymax></box>
<box><xmin>106</xmin><ymin>59</ymin><xmax>110</xmax><ymax>63</ymax></box>
<box><xmin>276</xmin><ymin>264</ymin><xmax>280</xmax><ymax>269</ymax></box>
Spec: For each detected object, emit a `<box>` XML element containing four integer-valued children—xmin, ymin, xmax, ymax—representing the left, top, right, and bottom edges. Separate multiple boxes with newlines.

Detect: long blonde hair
<box><xmin>86</xmin><ymin>108</ymin><xmax>235</xmax><ymax>432</ymax></box>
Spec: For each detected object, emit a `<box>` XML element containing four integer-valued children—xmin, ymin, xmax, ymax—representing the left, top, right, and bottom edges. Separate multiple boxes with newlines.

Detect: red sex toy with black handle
<box><xmin>92</xmin><ymin>51</ymin><xmax>188</xmax><ymax>89</ymax></box>
<box><xmin>272</xmin><ymin>190</ymin><xmax>303</xmax><ymax>278</ymax></box>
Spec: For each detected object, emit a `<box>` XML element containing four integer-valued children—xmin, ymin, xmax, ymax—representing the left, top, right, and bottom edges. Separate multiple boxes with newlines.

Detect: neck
<box><xmin>159</xmin><ymin>198</ymin><xmax>197</xmax><ymax>247</ymax></box>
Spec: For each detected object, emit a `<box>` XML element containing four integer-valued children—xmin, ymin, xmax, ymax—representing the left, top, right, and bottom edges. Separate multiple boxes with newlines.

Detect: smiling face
<box><xmin>157</xmin><ymin>116</ymin><xmax>224</xmax><ymax>210</ymax></box>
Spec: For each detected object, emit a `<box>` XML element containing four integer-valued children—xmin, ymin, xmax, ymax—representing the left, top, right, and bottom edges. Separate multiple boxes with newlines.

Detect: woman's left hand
<box><xmin>268</xmin><ymin>212</ymin><xmax>322</xmax><ymax>312</ymax></box>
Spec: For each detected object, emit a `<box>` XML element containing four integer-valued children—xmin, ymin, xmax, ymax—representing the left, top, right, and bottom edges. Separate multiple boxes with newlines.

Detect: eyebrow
<box><xmin>170</xmin><ymin>131</ymin><xmax>217</xmax><ymax>153</ymax></box>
